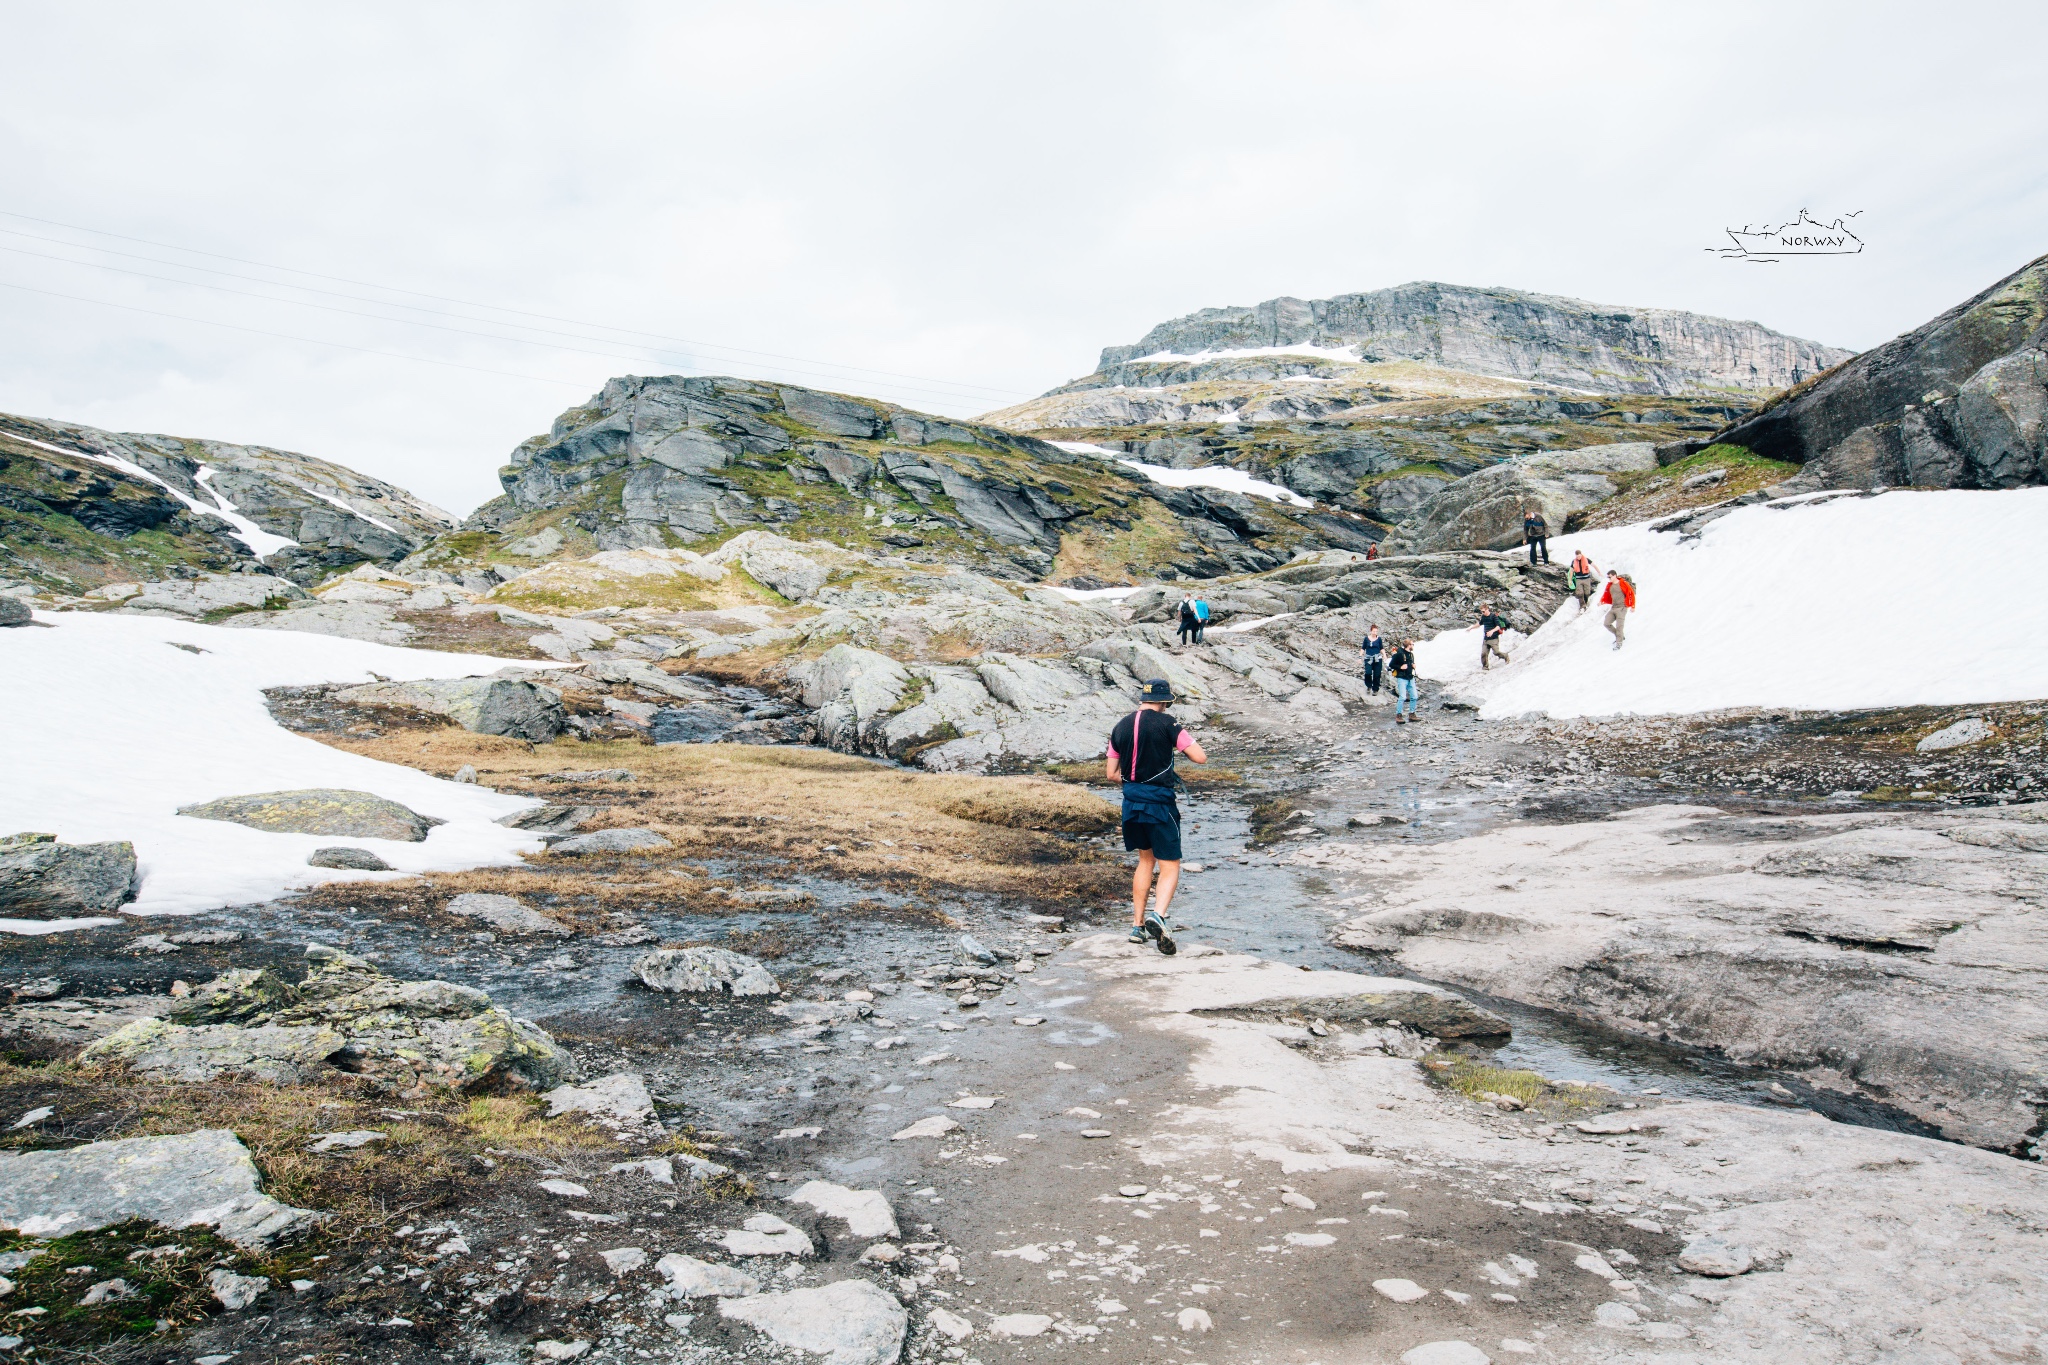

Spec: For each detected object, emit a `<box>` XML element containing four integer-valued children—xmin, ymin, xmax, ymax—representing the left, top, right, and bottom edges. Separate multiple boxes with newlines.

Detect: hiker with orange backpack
<box><xmin>1600</xmin><ymin>569</ymin><xmax>1637</xmax><ymax>648</ymax></box>
<box><xmin>1567</xmin><ymin>550</ymin><xmax>1599</xmax><ymax>613</ymax></box>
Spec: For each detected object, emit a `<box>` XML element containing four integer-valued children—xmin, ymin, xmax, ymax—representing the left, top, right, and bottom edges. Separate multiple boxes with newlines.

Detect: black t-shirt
<box><xmin>1109</xmin><ymin>709</ymin><xmax>1183</xmax><ymax>786</ymax></box>
<box><xmin>1390</xmin><ymin>648</ymin><xmax>1415</xmax><ymax>679</ymax></box>
<box><xmin>1480</xmin><ymin>613</ymin><xmax>1507</xmax><ymax>636</ymax></box>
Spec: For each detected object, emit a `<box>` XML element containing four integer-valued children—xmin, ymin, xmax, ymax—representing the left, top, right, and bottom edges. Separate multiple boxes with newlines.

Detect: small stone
<box><xmin>929</xmin><ymin>1306</ymin><xmax>973</xmax><ymax>1340</ymax></box>
<box><xmin>548</xmin><ymin>828</ymin><xmax>672</xmax><ymax>855</ymax></box>
<box><xmin>532</xmin><ymin>1341</ymin><xmax>591</xmax><ymax>1361</ymax></box>
<box><xmin>307</xmin><ymin>847</ymin><xmax>393</xmax><ymax>871</ymax></box>
<box><xmin>447</xmin><ymin>892</ymin><xmax>566</xmax><ymax>935</ymax></box>
<box><xmin>656</xmin><ymin>1253</ymin><xmax>759</xmax><ymax>1299</ymax></box>
<box><xmin>1499</xmin><ymin>1342</ymin><xmax>1537</xmax><ymax>1356</ymax></box>
<box><xmin>1178</xmin><ymin>1306</ymin><xmax>1213</xmax><ymax>1332</ymax></box>
<box><xmin>1281</xmin><ymin>1191</ymin><xmax>1317</xmax><ymax>1211</ymax></box>
<box><xmin>600</xmin><ymin>1247</ymin><xmax>648</xmax><ymax>1277</ymax></box>
<box><xmin>1118</xmin><ymin>1185</ymin><xmax>1148</xmax><ymax>1198</ymax></box>
<box><xmin>1080</xmin><ymin>1129</ymin><xmax>1112</xmax><ymax>1139</ymax></box>
<box><xmin>538</xmin><ymin>1179</ymin><xmax>590</xmax><ymax>1198</ymax></box>
<box><xmin>1574</xmin><ymin>1252</ymin><xmax>1617</xmax><ymax>1279</ymax></box>
<box><xmin>713</xmin><ymin>1214</ymin><xmax>813</xmax><ymax>1257</ymax></box>
<box><xmin>453</xmin><ymin>765</ymin><xmax>478</xmax><ymax>783</ymax></box>
<box><xmin>989</xmin><ymin>1313</ymin><xmax>1054</xmax><ymax>1337</ymax></box>
<box><xmin>1096</xmin><ymin>1298</ymin><xmax>1128</xmax><ymax>1314</ymax></box>
<box><xmin>1678</xmin><ymin>1235</ymin><xmax>1753</xmax><ymax>1277</ymax></box>
<box><xmin>1595</xmin><ymin>1301</ymin><xmax>1641</xmax><ymax>1328</ymax></box>
<box><xmin>891</xmin><ymin>1116</ymin><xmax>962</xmax><ymax>1141</ymax></box>
<box><xmin>718</xmin><ymin>1278</ymin><xmax>908</xmax><ymax>1364</ymax></box>
<box><xmin>78</xmin><ymin>1278</ymin><xmax>133</xmax><ymax>1305</ymax></box>
<box><xmin>947</xmin><ymin>1096</ymin><xmax>997</xmax><ymax>1110</ymax></box>
<box><xmin>308</xmin><ymin>1130</ymin><xmax>385</xmax><ymax>1153</ymax></box>
<box><xmin>207</xmin><ymin>1268</ymin><xmax>269</xmax><ymax>1310</ymax></box>
<box><xmin>790</xmin><ymin>1180</ymin><xmax>899</xmax><ymax>1239</ymax></box>
<box><xmin>1285</xmin><ymin>1232</ymin><xmax>1336</xmax><ymax>1247</ymax></box>
<box><xmin>1624</xmin><ymin>1217</ymin><xmax>1664</xmax><ymax>1233</ymax></box>
<box><xmin>9</xmin><ymin>1107</ymin><xmax>53</xmax><ymax>1130</ymax></box>
<box><xmin>859</xmin><ymin>1242</ymin><xmax>901</xmax><ymax>1263</ymax></box>
<box><xmin>635</xmin><ymin>946</ymin><xmax>778</xmax><ymax>996</ymax></box>
<box><xmin>1400</xmin><ymin>1344</ymin><xmax>1491</xmax><ymax>1365</ymax></box>
<box><xmin>545</xmin><ymin>1072</ymin><xmax>657</xmax><ymax>1126</ymax></box>
<box><xmin>1374</xmin><ymin>1278</ymin><xmax>1428</xmax><ymax>1303</ymax></box>
<box><xmin>1012</xmin><ymin>1015</ymin><xmax>1045</xmax><ymax>1026</ymax></box>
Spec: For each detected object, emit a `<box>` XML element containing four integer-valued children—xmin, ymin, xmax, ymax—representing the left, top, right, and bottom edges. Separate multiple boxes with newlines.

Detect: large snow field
<box><xmin>1414</xmin><ymin>488</ymin><xmax>2048</xmax><ymax>719</ymax></box>
<box><xmin>1</xmin><ymin>612</ymin><xmax>544</xmax><ymax>932</ymax></box>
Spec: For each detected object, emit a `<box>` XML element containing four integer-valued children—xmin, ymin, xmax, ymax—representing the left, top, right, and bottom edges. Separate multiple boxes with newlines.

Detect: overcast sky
<box><xmin>2</xmin><ymin>1</ymin><xmax>2042</xmax><ymax>515</ymax></box>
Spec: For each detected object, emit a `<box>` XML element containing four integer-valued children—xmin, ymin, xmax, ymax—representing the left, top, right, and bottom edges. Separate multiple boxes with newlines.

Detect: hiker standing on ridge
<box><xmin>1601</xmin><ymin>569</ymin><xmax>1637</xmax><ymax>649</ymax></box>
<box><xmin>1389</xmin><ymin>639</ymin><xmax>1420</xmax><ymax>724</ymax></box>
<box><xmin>1176</xmin><ymin>593</ymin><xmax>1199</xmax><ymax>649</ymax></box>
<box><xmin>1477</xmin><ymin>603</ymin><xmax>1512</xmax><ymax>670</ymax></box>
<box><xmin>1191</xmin><ymin>594</ymin><xmax>1210</xmax><ymax>644</ymax></box>
<box><xmin>1106</xmin><ymin>679</ymin><xmax>1207</xmax><ymax>955</ymax></box>
<box><xmin>1361</xmin><ymin>624</ymin><xmax>1386</xmax><ymax>695</ymax></box>
<box><xmin>1568</xmin><ymin>550</ymin><xmax>1599</xmax><ymax>613</ymax></box>
<box><xmin>1523</xmin><ymin>505</ymin><xmax>1551</xmax><ymax>565</ymax></box>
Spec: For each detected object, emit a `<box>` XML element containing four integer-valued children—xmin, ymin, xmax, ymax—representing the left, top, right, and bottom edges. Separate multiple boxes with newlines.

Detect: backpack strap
<box><xmin>1128</xmin><ymin>709</ymin><xmax>1141</xmax><ymax>782</ymax></box>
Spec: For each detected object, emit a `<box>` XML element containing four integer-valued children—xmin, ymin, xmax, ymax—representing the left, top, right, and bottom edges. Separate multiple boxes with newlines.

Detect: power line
<box><xmin>0</xmin><ymin>278</ymin><xmax>586</xmax><ymax>388</ymax></box>
<box><xmin>0</xmin><ymin>208</ymin><xmax>1032</xmax><ymax>404</ymax></box>
<box><xmin>0</xmin><ymin>240</ymin><xmax>1008</xmax><ymax>409</ymax></box>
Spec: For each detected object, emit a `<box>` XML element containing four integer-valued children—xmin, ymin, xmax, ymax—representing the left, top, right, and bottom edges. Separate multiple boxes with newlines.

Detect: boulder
<box><xmin>1711</xmin><ymin>251</ymin><xmax>2048</xmax><ymax>489</ymax></box>
<box><xmin>80</xmin><ymin>1017</ymin><xmax>346</xmax><ymax>1083</ymax></box>
<box><xmin>445</xmin><ymin>892</ymin><xmax>567</xmax><ymax>935</ymax></box>
<box><xmin>0</xmin><ymin>838</ymin><xmax>139</xmax><ymax>917</ymax></box>
<box><xmin>307</xmin><ymin>847</ymin><xmax>392</xmax><ymax>871</ymax></box>
<box><xmin>87</xmin><ymin>947</ymin><xmax>572</xmax><ymax>1092</ymax></box>
<box><xmin>548</xmin><ymin>828</ymin><xmax>672</xmax><ymax>855</ymax></box>
<box><xmin>122</xmin><ymin>573</ymin><xmax>309</xmax><ymax>618</ymax></box>
<box><xmin>1678</xmin><ymin>1235</ymin><xmax>1754</xmax><ymax>1277</ymax></box>
<box><xmin>176</xmin><ymin>789</ymin><xmax>442</xmax><ymax>842</ymax></box>
<box><xmin>0</xmin><ymin>1128</ymin><xmax>320</xmax><ymax>1247</ymax></box>
<box><xmin>789</xmin><ymin>1181</ymin><xmax>899</xmax><ymax>1239</ymax></box>
<box><xmin>1391</xmin><ymin>443</ymin><xmax>1658</xmax><ymax>552</ymax></box>
<box><xmin>0</xmin><ymin>597</ymin><xmax>31</xmax><ymax>627</ymax></box>
<box><xmin>332</xmin><ymin>677</ymin><xmax>566</xmax><ymax>742</ymax></box>
<box><xmin>634</xmin><ymin>946</ymin><xmax>779</xmax><ymax>997</ymax></box>
<box><xmin>717</xmin><ymin>1278</ymin><xmax>909</xmax><ymax>1365</ymax></box>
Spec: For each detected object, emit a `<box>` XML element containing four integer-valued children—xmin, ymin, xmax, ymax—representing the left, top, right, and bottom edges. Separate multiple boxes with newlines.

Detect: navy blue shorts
<box><xmin>1123</xmin><ymin>819</ymin><xmax>1183</xmax><ymax>862</ymax></box>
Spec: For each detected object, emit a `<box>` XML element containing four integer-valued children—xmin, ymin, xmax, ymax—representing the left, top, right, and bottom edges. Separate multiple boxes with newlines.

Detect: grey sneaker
<box><xmin>1144</xmin><ymin>910</ymin><xmax>1176</xmax><ymax>956</ymax></box>
<box><xmin>1127</xmin><ymin>925</ymin><xmax>1149</xmax><ymax>944</ymax></box>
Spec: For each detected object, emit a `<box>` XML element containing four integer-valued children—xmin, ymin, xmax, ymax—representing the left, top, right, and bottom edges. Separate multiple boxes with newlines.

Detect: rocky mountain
<box><xmin>981</xmin><ymin>282</ymin><xmax>1853</xmax><ymax>434</ymax></box>
<box><xmin>1707</xmin><ymin>250</ymin><xmax>2048</xmax><ymax>490</ymax></box>
<box><xmin>0</xmin><ymin>411</ymin><xmax>451</xmax><ymax>593</ymax></box>
<box><xmin>430</xmin><ymin>374</ymin><xmax>1391</xmax><ymax>586</ymax></box>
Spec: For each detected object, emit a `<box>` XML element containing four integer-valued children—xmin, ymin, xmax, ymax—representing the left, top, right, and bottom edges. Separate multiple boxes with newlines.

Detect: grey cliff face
<box><xmin>1712</xmin><ymin>251</ymin><xmax>2048</xmax><ymax>490</ymax></box>
<box><xmin>1083</xmin><ymin>282</ymin><xmax>1853</xmax><ymax>397</ymax></box>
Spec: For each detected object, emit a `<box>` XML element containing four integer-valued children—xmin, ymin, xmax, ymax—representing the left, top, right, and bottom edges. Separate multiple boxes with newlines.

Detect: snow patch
<box><xmin>5</xmin><ymin>430</ymin><xmax>297</xmax><ymax>559</ymax></box>
<box><xmin>1415</xmin><ymin>489</ymin><xmax>2048</xmax><ymax>719</ymax></box>
<box><xmin>192</xmin><ymin>467</ymin><xmax>301</xmax><ymax>557</ymax></box>
<box><xmin>1129</xmin><ymin>343</ymin><xmax>1366</xmax><ymax>367</ymax></box>
<box><xmin>0</xmin><ymin>612</ymin><xmax>546</xmax><ymax>926</ymax></box>
<box><xmin>1115</xmin><ymin>460</ymin><xmax>1314</xmax><ymax>508</ymax></box>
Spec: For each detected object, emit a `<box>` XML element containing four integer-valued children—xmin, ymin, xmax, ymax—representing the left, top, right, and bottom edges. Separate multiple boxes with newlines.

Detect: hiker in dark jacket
<box><xmin>1477</xmin><ymin>604</ymin><xmax>1511</xmax><ymax>670</ymax></box>
<box><xmin>1106</xmin><ymin>679</ymin><xmax>1207</xmax><ymax>954</ymax></box>
<box><xmin>1176</xmin><ymin>595</ymin><xmax>1199</xmax><ymax>648</ymax></box>
<box><xmin>1389</xmin><ymin>641</ymin><xmax>1420</xmax><ymax>723</ymax></box>
<box><xmin>1523</xmin><ymin>505</ymin><xmax>1550</xmax><ymax>565</ymax></box>
<box><xmin>1361</xmin><ymin>624</ymin><xmax>1386</xmax><ymax>694</ymax></box>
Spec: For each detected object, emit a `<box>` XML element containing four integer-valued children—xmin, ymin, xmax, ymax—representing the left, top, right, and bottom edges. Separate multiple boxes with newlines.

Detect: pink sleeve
<box><xmin>1106</xmin><ymin>745</ymin><xmax>1121</xmax><ymax>764</ymax></box>
<box><xmin>1176</xmin><ymin>731</ymin><xmax>1195</xmax><ymax>752</ymax></box>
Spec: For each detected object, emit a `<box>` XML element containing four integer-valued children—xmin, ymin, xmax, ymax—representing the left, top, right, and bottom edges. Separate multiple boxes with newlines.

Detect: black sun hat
<box><xmin>1139</xmin><ymin>678</ymin><xmax>1177</xmax><ymax>704</ymax></box>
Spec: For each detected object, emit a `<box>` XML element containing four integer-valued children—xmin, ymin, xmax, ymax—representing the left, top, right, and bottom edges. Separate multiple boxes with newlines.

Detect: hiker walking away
<box><xmin>1600</xmin><ymin>569</ymin><xmax>1636</xmax><ymax>649</ymax></box>
<box><xmin>1191</xmin><ymin>595</ymin><xmax>1210</xmax><ymax>644</ymax></box>
<box><xmin>1389</xmin><ymin>639</ymin><xmax>1420</xmax><ymax>724</ymax></box>
<box><xmin>1568</xmin><ymin>550</ymin><xmax>1599</xmax><ymax>613</ymax></box>
<box><xmin>1477</xmin><ymin>603</ymin><xmax>1511</xmax><ymax>670</ymax></box>
<box><xmin>1361</xmin><ymin>624</ymin><xmax>1386</xmax><ymax>695</ymax></box>
<box><xmin>1106</xmin><ymin>679</ymin><xmax>1207</xmax><ymax>954</ymax></box>
<box><xmin>1176</xmin><ymin>593</ymin><xmax>1199</xmax><ymax>648</ymax></box>
<box><xmin>1523</xmin><ymin>505</ymin><xmax>1550</xmax><ymax>565</ymax></box>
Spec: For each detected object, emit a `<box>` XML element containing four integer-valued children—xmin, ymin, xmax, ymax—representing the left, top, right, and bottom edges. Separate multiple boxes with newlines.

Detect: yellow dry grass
<box><xmin>309</xmin><ymin>733</ymin><xmax>1125</xmax><ymax>908</ymax></box>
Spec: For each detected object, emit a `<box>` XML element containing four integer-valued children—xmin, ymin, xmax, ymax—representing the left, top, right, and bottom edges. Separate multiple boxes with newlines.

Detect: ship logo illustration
<box><xmin>1710</xmin><ymin>208</ymin><xmax>1865</xmax><ymax>262</ymax></box>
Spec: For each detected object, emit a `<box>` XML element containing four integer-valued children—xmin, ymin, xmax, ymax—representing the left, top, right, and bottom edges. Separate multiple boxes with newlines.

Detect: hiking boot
<box><xmin>1127</xmin><ymin>925</ymin><xmax>1149</xmax><ymax>944</ymax></box>
<box><xmin>1145</xmin><ymin>910</ymin><xmax>1176</xmax><ymax>956</ymax></box>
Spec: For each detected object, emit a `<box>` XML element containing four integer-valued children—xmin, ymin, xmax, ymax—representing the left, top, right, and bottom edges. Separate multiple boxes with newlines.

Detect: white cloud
<box><xmin>0</xmin><ymin>1</ymin><xmax>2042</xmax><ymax>515</ymax></box>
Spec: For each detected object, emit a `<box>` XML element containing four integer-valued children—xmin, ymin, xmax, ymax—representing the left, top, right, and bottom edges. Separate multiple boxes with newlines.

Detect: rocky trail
<box><xmin>6</xmin><ymin>686</ymin><xmax>2044</xmax><ymax>1365</ymax></box>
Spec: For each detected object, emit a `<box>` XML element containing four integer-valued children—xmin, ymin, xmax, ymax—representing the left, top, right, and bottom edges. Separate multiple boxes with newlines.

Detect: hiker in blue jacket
<box><xmin>1105</xmin><ymin>679</ymin><xmax>1208</xmax><ymax>955</ymax></box>
<box><xmin>1191</xmin><ymin>595</ymin><xmax>1210</xmax><ymax>644</ymax></box>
